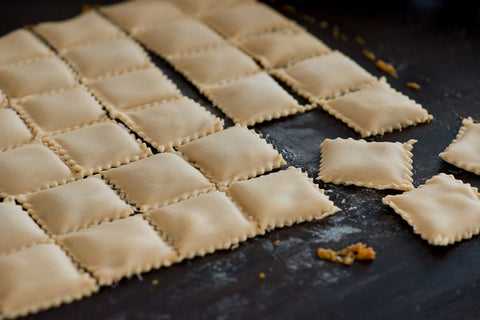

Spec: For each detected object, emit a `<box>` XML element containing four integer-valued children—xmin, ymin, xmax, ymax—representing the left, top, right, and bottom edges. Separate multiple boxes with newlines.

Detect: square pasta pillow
<box><xmin>439</xmin><ymin>117</ymin><xmax>480</xmax><ymax>175</ymax></box>
<box><xmin>227</xmin><ymin>167</ymin><xmax>340</xmax><ymax>231</ymax></box>
<box><xmin>318</xmin><ymin>138</ymin><xmax>417</xmax><ymax>191</ymax></box>
<box><xmin>383</xmin><ymin>173</ymin><xmax>480</xmax><ymax>245</ymax></box>
<box><xmin>0</xmin><ymin>29</ymin><xmax>51</xmax><ymax>66</ymax></box>
<box><xmin>147</xmin><ymin>191</ymin><xmax>258</xmax><ymax>259</ymax></box>
<box><xmin>177</xmin><ymin>126</ymin><xmax>286</xmax><ymax>186</ymax></box>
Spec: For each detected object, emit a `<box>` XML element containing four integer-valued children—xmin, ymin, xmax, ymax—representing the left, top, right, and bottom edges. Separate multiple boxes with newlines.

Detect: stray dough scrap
<box><xmin>383</xmin><ymin>173</ymin><xmax>480</xmax><ymax>245</ymax></box>
<box><xmin>319</xmin><ymin>138</ymin><xmax>416</xmax><ymax>191</ymax></box>
<box><xmin>317</xmin><ymin>242</ymin><xmax>376</xmax><ymax>265</ymax></box>
<box><xmin>177</xmin><ymin>126</ymin><xmax>286</xmax><ymax>187</ymax></box>
<box><xmin>272</xmin><ymin>51</ymin><xmax>376</xmax><ymax>102</ymax></box>
<box><xmin>0</xmin><ymin>243</ymin><xmax>98</xmax><ymax>319</ymax></box>
<box><xmin>439</xmin><ymin>117</ymin><xmax>480</xmax><ymax>175</ymax></box>
<box><xmin>56</xmin><ymin>216</ymin><xmax>178</xmax><ymax>285</ymax></box>
<box><xmin>147</xmin><ymin>191</ymin><xmax>258</xmax><ymax>259</ymax></box>
<box><xmin>320</xmin><ymin>78</ymin><xmax>433</xmax><ymax>137</ymax></box>
<box><xmin>228</xmin><ymin>167</ymin><xmax>340</xmax><ymax>231</ymax></box>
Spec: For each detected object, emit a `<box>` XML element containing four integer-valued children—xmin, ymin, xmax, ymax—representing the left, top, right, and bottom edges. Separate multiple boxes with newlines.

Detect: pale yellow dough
<box><xmin>383</xmin><ymin>173</ymin><xmax>480</xmax><ymax>245</ymax></box>
<box><xmin>228</xmin><ymin>167</ymin><xmax>340</xmax><ymax>230</ymax></box>
<box><xmin>203</xmin><ymin>2</ymin><xmax>293</xmax><ymax>38</ymax></box>
<box><xmin>320</xmin><ymin>78</ymin><xmax>433</xmax><ymax>137</ymax></box>
<box><xmin>18</xmin><ymin>176</ymin><xmax>133</xmax><ymax>235</ymax></box>
<box><xmin>272</xmin><ymin>51</ymin><xmax>376</xmax><ymax>102</ymax></box>
<box><xmin>439</xmin><ymin>117</ymin><xmax>480</xmax><ymax>175</ymax></box>
<box><xmin>172</xmin><ymin>0</ymin><xmax>254</xmax><ymax>14</ymax></box>
<box><xmin>0</xmin><ymin>243</ymin><xmax>98</xmax><ymax>319</ymax></box>
<box><xmin>56</xmin><ymin>215</ymin><xmax>178</xmax><ymax>285</ymax></box>
<box><xmin>319</xmin><ymin>138</ymin><xmax>416</xmax><ymax>191</ymax></box>
<box><xmin>88</xmin><ymin>68</ymin><xmax>180</xmax><ymax>113</ymax></box>
<box><xmin>0</xmin><ymin>29</ymin><xmax>51</xmax><ymax>66</ymax></box>
<box><xmin>63</xmin><ymin>38</ymin><xmax>151</xmax><ymax>80</ymax></box>
<box><xmin>0</xmin><ymin>143</ymin><xmax>74</xmax><ymax>197</ymax></box>
<box><xmin>0</xmin><ymin>108</ymin><xmax>32</xmax><ymax>151</ymax></box>
<box><xmin>0</xmin><ymin>57</ymin><xmax>77</xmax><ymax>99</ymax></box>
<box><xmin>119</xmin><ymin>97</ymin><xmax>223</xmax><ymax>152</ymax></box>
<box><xmin>16</xmin><ymin>87</ymin><xmax>105</xmax><ymax>134</ymax></box>
<box><xmin>35</xmin><ymin>10</ymin><xmax>122</xmax><ymax>50</ymax></box>
<box><xmin>204</xmin><ymin>72</ymin><xmax>304</xmax><ymax>126</ymax></box>
<box><xmin>135</xmin><ymin>17</ymin><xmax>225</xmax><ymax>58</ymax></box>
<box><xmin>236</xmin><ymin>29</ymin><xmax>331</xmax><ymax>69</ymax></box>
<box><xmin>177</xmin><ymin>126</ymin><xmax>286</xmax><ymax>186</ymax></box>
<box><xmin>148</xmin><ymin>191</ymin><xmax>258</xmax><ymax>259</ymax></box>
<box><xmin>0</xmin><ymin>201</ymin><xmax>48</xmax><ymax>255</ymax></box>
<box><xmin>168</xmin><ymin>45</ymin><xmax>260</xmax><ymax>87</ymax></box>
<box><xmin>102</xmin><ymin>0</ymin><xmax>185</xmax><ymax>34</ymax></box>
<box><xmin>102</xmin><ymin>152</ymin><xmax>214</xmax><ymax>211</ymax></box>
<box><xmin>51</xmin><ymin>121</ymin><xmax>151</xmax><ymax>175</ymax></box>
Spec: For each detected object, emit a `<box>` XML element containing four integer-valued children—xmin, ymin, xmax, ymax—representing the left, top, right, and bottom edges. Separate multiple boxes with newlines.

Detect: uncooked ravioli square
<box><xmin>18</xmin><ymin>176</ymin><xmax>133</xmax><ymax>235</ymax></box>
<box><xmin>35</xmin><ymin>10</ymin><xmax>122</xmax><ymax>51</ymax></box>
<box><xmin>319</xmin><ymin>138</ymin><xmax>416</xmax><ymax>191</ymax></box>
<box><xmin>204</xmin><ymin>72</ymin><xmax>304</xmax><ymax>126</ymax></box>
<box><xmin>202</xmin><ymin>2</ymin><xmax>293</xmax><ymax>38</ymax></box>
<box><xmin>0</xmin><ymin>57</ymin><xmax>77</xmax><ymax>99</ymax></box>
<box><xmin>236</xmin><ymin>29</ymin><xmax>331</xmax><ymax>69</ymax></box>
<box><xmin>120</xmin><ymin>97</ymin><xmax>223</xmax><ymax>152</ymax></box>
<box><xmin>173</xmin><ymin>0</ymin><xmax>254</xmax><ymax>14</ymax></box>
<box><xmin>102</xmin><ymin>152</ymin><xmax>214</xmax><ymax>211</ymax></box>
<box><xmin>56</xmin><ymin>216</ymin><xmax>178</xmax><ymax>285</ymax></box>
<box><xmin>16</xmin><ymin>87</ymin><xmax>105</xmax><ymax>135</ymax></box>
<box><xmin>383</xmin><ymin>173</ymin><xmax>480</xmax><ymax>245</ymax></box>
<box><xmin>63</xmin><ymin>38</ymin><xmax>151</xmax><ymax>80</ymax></box>
<box><xmin>228</xmin><ymin>167</ymin><xmax>339</xmax><ymax>231</ymax></box>
<box><xmin>0</xmin><ymin>243</ymin><xmax>98</xmax><ymax>319</ymax></box>
<box><xmin>135</xmin><ymin>18</ymin><xmax>225</xmax><ymax>58</ymax></box>
<box><xmin>101</xmin><ymin>0</ymin><xmax>185</xmax><ymax>34</ymax></box>
<box><xmin>439</xmin><ymin>117</ymin><xmax>480</xmax><ymax>175</ymax></box>
<box><xmin>50</xmin><ymin>121</ymin><xmax>151</xmax><ymax>175</ymax></box>
<box><xmin>168</xmin><ymin>45</ymin><xmax>260</xmax><ymax>87</ymax></box>
<box><xmin>0</xmin><ymin>29</ymin><xmax>51</xmax><ymax>66</ymax></box>
<box><xmin>272</xmin><ymin>51</ymin><xmax>376</xmax><ymax>102</ymax></box>
<box><xmin>88</xmin><ymin>68</ymin><xmax>180</xmax><ymax>113</ymax></box>
<box><xmin>0</xmin><ymin>108</ymin><xmax>32</xmax><ymax>151</ymax></box>
<box><xmin>177</xmin><ymin>126</ymin><xmax>286</xmax><ymax>186</ymax></box>
<box><xmin>0</xmin><ymin>201</ymin><xmax>48</xmax><ymax>255</ymax></box>
<box><xmin>321</xmin><ymin>78</ymin><xmax>433</xmax><ymax>137</ymax></box>
<box><xmin>0</xmin><ymin>143</ymin><xmax>74</xmax><ymax>197</ymax></box>
<box><xmin>148</xmin><ymin>191</ymin><xmax>258</xmax><ymax>259</ymax></box>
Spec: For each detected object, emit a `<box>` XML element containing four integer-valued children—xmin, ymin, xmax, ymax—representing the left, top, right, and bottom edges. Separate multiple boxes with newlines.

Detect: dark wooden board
<box><xmin>1</xmin><ymin>1</ymin><xmax>480</xmax><ymax>319</ymax></box>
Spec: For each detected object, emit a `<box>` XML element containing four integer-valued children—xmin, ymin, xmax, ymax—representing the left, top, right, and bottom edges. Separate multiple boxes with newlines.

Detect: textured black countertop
<box><xmin>2</xmin><ymin>1</ymin><xmax>480</xmax><ymax>319</ymax></box>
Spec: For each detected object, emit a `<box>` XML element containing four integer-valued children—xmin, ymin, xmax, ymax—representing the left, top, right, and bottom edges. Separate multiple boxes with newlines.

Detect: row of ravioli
<box><xmin>97</xmin><ymin>0</ymin><xmax>433</xmax><ymax>136</ymax></box>
<box><xmin>0</xmin><ymin>129</ymin><xmax>339</xmax><ymax>319</ymax></box>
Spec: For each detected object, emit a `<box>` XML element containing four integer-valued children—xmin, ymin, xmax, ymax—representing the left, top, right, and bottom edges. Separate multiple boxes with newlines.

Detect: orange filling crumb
<box><xmin>319</xmin><ymin>21</ymin><xmax>329</xmax><ymax>29</ymax></box>
<box><xmin>406</xmin><ymin>82</ymin><xmax>421</xmax><ymax>90</ymax></box>
<box><xmin>362</xmin><ymin>49</ymin><xmax>376</xmax><ymax>61</ymax></box>
<box><xmin>332</xmin><ymin>25</ymin><xmax>340</xmax><ymax>39</ymax></box>
<box><xmin>259</xmin><ymin>272</ymin><xmax>266</xmax><ymax>280</ymax></box>
<box><xmin>355</xmin><ymin>36</ymin><xmax>366</xmax><ymax>45</ymax></box>
<box><xmin>151</xmin><ymin>279</ymin><xmax>159</xmax><ymax>286</ymax></box>
<box><xmin>281</xmin><ymin>4</ymin><xmax>296</xmax><ymax>13</ymax></box>
<box><xmin>317</xmin><ymin>242</ymin><xmax>376</xmax><ymax>265</ymax></box>
<box><xmin>273</xmin><ymin>240</ymin><xmax>280</xmax><ymax>246</ymax></box>
<box><xmin>376</xmin><ymin>59</ymin><xmax>398</xmax><ymax>78</ymax></box>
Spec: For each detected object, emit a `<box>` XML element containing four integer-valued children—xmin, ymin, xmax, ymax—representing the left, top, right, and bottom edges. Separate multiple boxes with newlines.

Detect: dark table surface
<box><xmin>2</xmin><ymin>1</ymin><xmax>480</xmax><ymax>319</ymax></box>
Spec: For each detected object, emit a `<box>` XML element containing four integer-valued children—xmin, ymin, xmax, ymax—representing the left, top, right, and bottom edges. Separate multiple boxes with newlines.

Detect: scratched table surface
<box><xmin>2</xmin><ymin>0</ymin><xmax>480</xmax><ymax>319</ymax></box>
